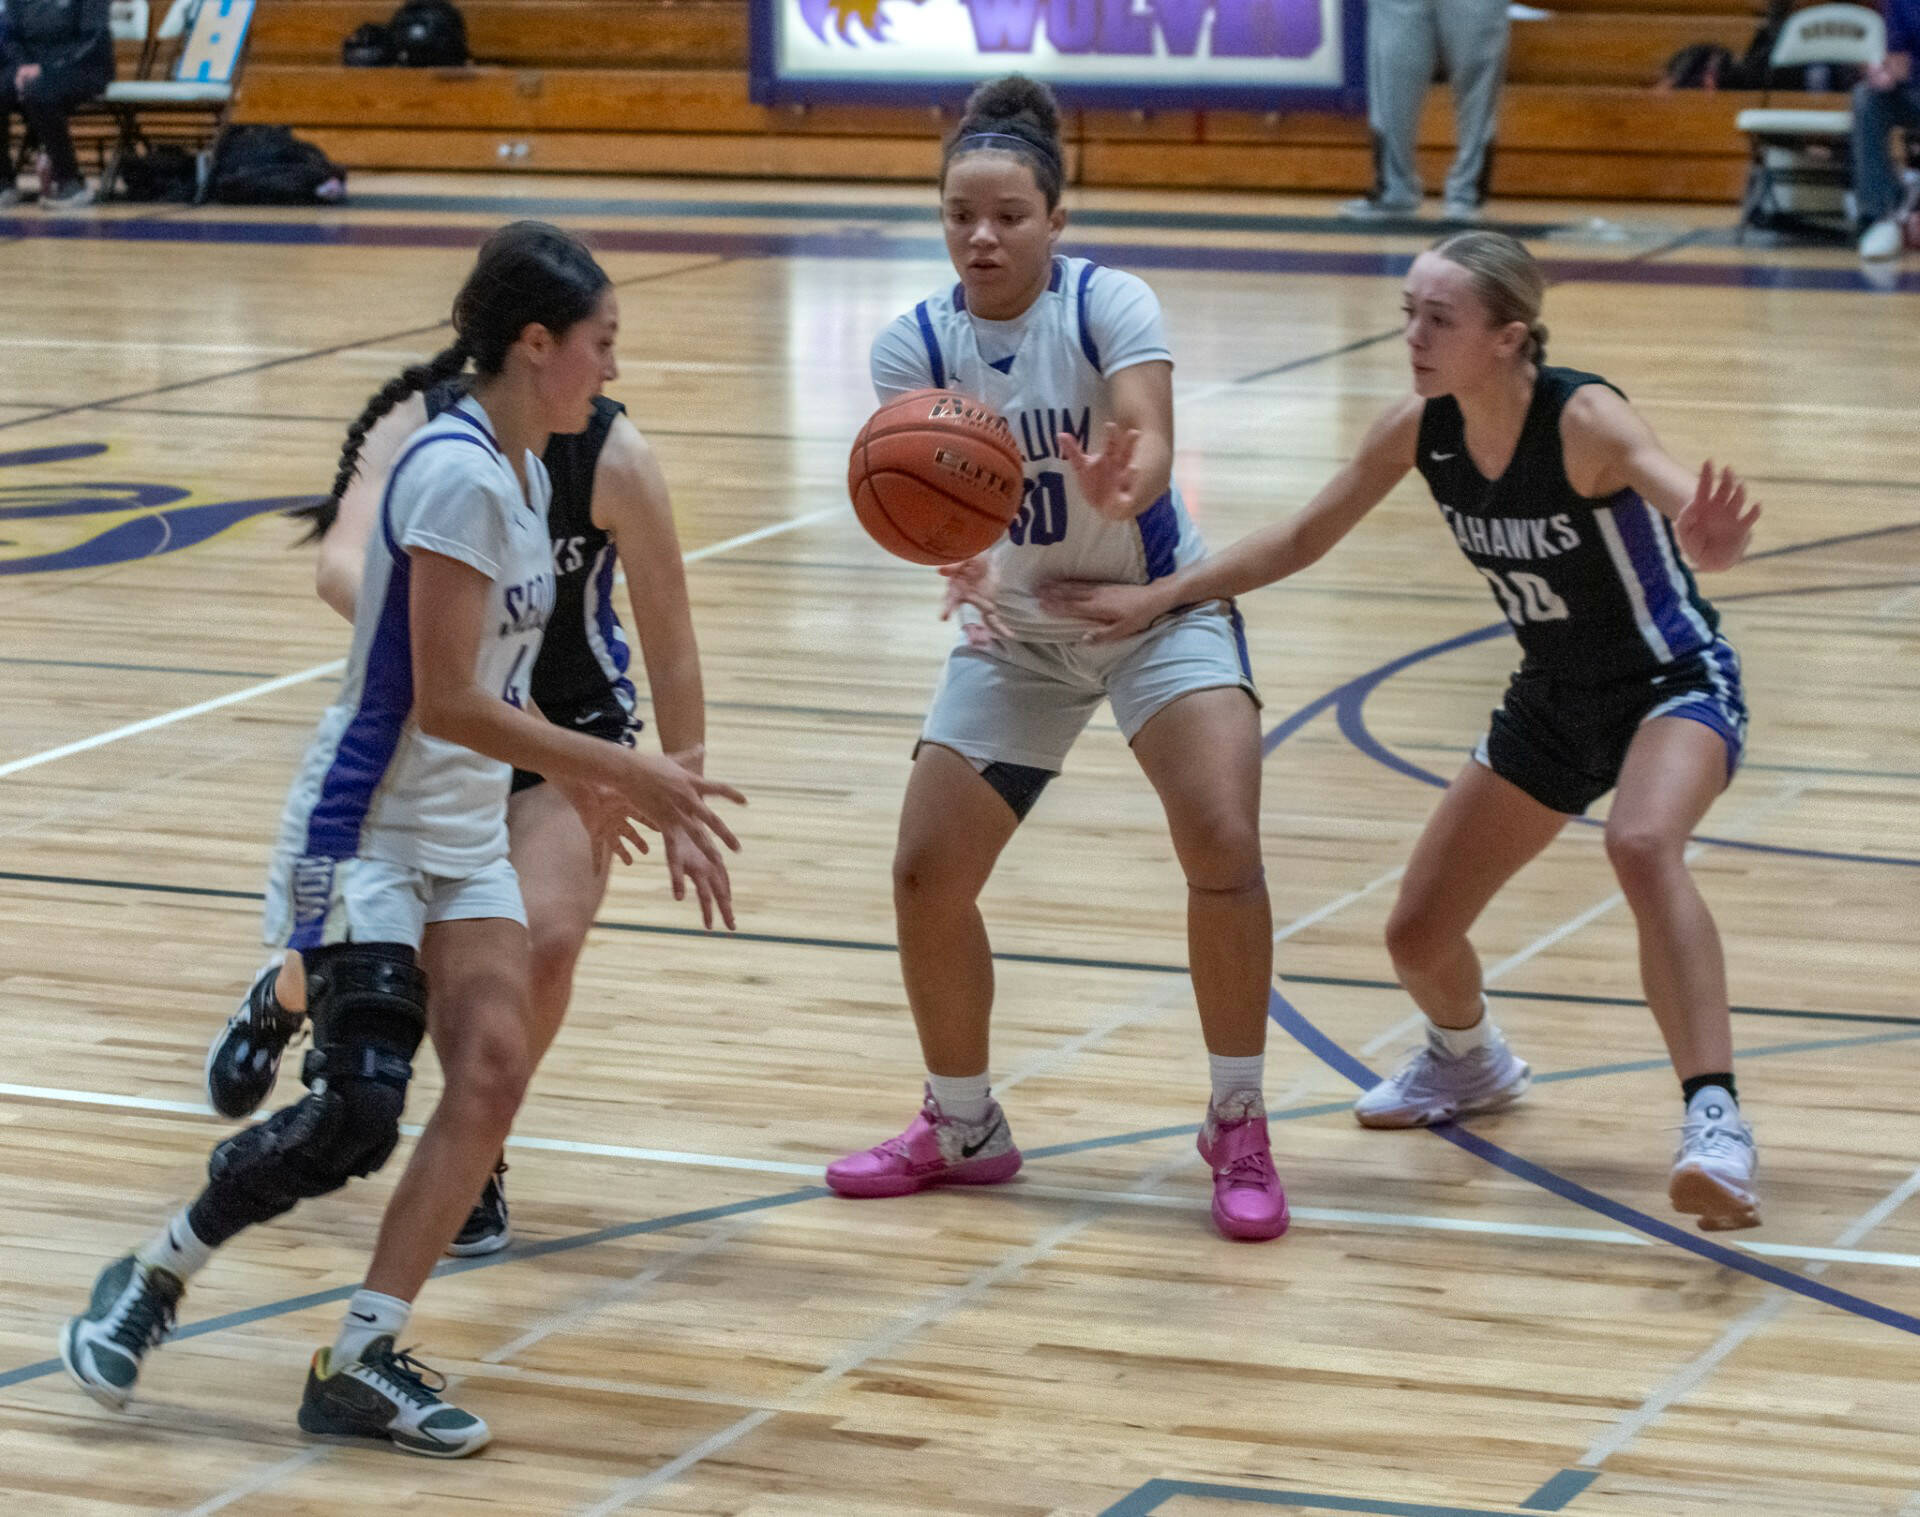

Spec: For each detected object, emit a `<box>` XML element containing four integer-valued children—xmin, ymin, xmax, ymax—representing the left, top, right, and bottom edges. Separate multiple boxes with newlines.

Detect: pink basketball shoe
<box><xmin>826</xmin><ymin>1087</ymin><xmax>1023</xmax><ymax>1198</ymax></box>
<box><xmin>1197</xmin><ymin>1092</ymin><xmax>1289</xmax><ymax>1241</ymax></box>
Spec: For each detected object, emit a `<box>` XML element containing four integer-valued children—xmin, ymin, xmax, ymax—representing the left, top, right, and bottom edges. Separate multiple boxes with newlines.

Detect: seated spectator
<box><xmin>1854</xmin><ymin>0</ymin><xmax>1918</xmax><ymax>259</ymax></box>
<box><xmin>1341</xmin><ymin>0</ymin><xmax>1510</xmax><ymax>223</ymax></box>
<box><xmin>0</xmin><ymin>0</ymin><xmax>113</xmax><ymax>209</ymax></box>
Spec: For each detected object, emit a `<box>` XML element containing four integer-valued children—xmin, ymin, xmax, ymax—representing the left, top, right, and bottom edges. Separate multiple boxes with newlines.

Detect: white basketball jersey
<box><xmin>276</xmin><ymin>398</ymin><xmax>556</xmax><ymax>876</ymax></box>
<box><xmin>872</xmin><ymin>254</ymin><xmax>1207</xmax><ymax>642</ymax></box>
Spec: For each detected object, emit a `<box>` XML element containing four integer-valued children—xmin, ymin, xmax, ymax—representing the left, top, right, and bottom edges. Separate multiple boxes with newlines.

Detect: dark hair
<box><xmin>299</xmin><ymin>219</ymin><xmax>610</xmax><ymax>539</ymax></box>
<box><xmin>941</xmin><ymin>74</ymin><xmax>1065</xmax><ymax>209</ymax></box>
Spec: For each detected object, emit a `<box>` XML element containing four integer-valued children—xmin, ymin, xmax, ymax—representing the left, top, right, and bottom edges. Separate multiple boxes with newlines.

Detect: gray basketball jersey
<box><xmin>275</xmin><ymin>397</ymin><xmax>556</xmax><ymax>876</ymax></box>
<box><xmin>872</xmin><ymin>255</ymin><xmax>1207</xmax><ymax>642</ymax></box>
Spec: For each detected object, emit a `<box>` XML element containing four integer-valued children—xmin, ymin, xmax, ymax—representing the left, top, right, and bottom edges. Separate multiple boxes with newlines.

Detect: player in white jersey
<box><xmin>59</xmin><ymin>222</ymin><xmax>745</xmax><ymax>1456</ymax></box>
<box><xmin>825</xmin><ymin>76</ymin><xmax>1288</xmax><ymax>1242</ymax></box>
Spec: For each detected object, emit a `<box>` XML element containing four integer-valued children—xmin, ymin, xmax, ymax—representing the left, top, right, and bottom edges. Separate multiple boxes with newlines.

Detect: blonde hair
<box><xmin>1429</xmin><ymin>230</ymin><xmax>1549</xmax><ymax>364</ymax></box>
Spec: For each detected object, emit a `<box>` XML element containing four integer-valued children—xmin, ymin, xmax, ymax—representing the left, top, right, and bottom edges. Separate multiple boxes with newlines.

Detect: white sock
<box><xmin>1429</xmin><ymin>999</ymin><xmax>1494</xmax><ymax>1058</ymax></box>
<box><xmin>926</xmin><ymin>1072</ymin><xmax>992</xmax><ymax>1126</ymax></box>
<box><xmin>1207</xmin><ymin>1052</ymin><xmax>1265</xmax><ymax>1108</ymax></box>
<box><xmin>333</xmin><ymin>1288</ymin><xmax>411</xmax><ymax>1366</ymax></box>
<box><xmin>135</xmin><ymin>1209</ymin><xmax>213</xmax><ymax>1282</ymax></box>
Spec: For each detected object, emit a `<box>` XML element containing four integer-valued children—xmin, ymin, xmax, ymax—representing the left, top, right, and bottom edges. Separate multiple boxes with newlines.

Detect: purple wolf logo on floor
<box><xmin>797</xmin><ymin>0</ymin><xmax>1323</xmax><ymax>54</ymax></box>
<box><xmin>0</xmin><ymin>443</ymin><xmax>316</xmax><ymax>576</ymax></box>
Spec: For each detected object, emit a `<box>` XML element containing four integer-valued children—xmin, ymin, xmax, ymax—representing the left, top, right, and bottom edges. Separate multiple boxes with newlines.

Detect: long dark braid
<box><xmin>294</xmin><ymin>219</ymin><xmax>609</xmax><ymax>543</ymax></box>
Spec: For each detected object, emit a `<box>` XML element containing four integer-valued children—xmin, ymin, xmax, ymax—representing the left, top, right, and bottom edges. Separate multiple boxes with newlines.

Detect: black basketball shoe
<box><xmin>445</xmin><ymin>1160</ymin><xmax>510</xmax><ymax>1257</ymax></box>
<box><xmin>205</xmin><ymin>960</ymin><xmax>306</xmax><ymax>1119</ymax></box>
<box><xmin>297</xmin><ymin>1335</ymin><xmax>489</xmax><ymax>1457</ymax></box>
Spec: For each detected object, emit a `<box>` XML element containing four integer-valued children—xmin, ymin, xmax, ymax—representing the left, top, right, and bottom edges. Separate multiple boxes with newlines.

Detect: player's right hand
<box><xmin>938</xmin><ymin>554</ymin><xmax>1010</xmax><ymax>646</ymax></box>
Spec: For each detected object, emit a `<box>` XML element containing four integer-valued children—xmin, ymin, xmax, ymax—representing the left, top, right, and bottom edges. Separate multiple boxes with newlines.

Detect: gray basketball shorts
<box><xmin>918</xmin><ymin>600</ymin><xmax>1260</xmax><ymax>774</ymax></box>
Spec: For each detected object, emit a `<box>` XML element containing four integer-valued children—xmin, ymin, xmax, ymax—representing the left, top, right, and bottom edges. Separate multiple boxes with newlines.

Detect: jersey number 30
<box><xmin>1478</xmin><ymin>566</ymin><xmax>1571</xmax><ymax>625</ymax></box>
<box><xmin>1007</xmin><ymin>472</ymin><xmax>1068</xmax><ymax>547</ymax></box>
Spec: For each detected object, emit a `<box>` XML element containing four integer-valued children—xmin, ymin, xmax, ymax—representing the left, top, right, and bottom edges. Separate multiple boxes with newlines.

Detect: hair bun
<box><xmin>961</xmin><ymin>74</ymin><xmax>1060</xmax><ymax>141</ymax></box>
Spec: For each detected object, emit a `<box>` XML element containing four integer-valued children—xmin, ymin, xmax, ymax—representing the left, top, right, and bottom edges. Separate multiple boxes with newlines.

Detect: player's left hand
<box><xmin>1059</xmin><ymin>422</ymin><xmax>1143</xmax><ymax>521</ymax></box>
<box><xmin>1037</xmin><ymin>577</ymin><xmax>1165</xmax><ymax>643</ymax></box>
<box><xmin>664</xmin><ymin>824</ymin><xmax>736</xmax><ymax>930</ymax></box>
<box><xmin>1675</xmin><ymin>460</ymin><xmax>1760</xmax><ymax>573</ymax></box>
<box><xmin>556</xmin><ymin>776</ymin><xmax>650</xmax><ymax>872</ymax></box>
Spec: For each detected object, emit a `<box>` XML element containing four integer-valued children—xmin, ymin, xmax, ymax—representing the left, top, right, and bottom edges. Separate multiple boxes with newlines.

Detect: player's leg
<box><xmin>828</xmin><ymin>641</ymin><xmax>1093</xmax><ymax>1198</ymax></box>
<box><xmin>1607</xmin><ymin>701</ymin><xmax>1757</xmax><ymax>1231</ymax></box>
<box><xmin>1129</xmin><ymin>666</ymin><xmax>1289</xmax><ymax>1241</ymax></box>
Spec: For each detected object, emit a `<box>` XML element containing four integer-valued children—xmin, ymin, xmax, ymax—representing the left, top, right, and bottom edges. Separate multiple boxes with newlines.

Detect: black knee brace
<box><xmin>194</xmin><ymin>944</ymin><xmax>427</xmax><ymax>1245</ymax></box>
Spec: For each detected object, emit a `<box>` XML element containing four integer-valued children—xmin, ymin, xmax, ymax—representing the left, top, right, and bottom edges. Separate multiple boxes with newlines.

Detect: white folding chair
<box><xmin>1733</xmin><ymin>3</ymin><xmax>1887</xmax><ymax>239</ymax></box>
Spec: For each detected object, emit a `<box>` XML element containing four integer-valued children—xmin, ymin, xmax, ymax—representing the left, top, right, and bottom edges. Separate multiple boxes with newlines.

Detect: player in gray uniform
<box><xmin>59</xmin><ymin>223</ymin><xmax>745</xmax><ymax>1456</ymax></box>
<box><xmin>1050</xmin><ymin>232</ymin><xmax>1766</xmax><ymax>1233</ymax></box>
<box><xmin>825</xmin><ymin>76</ymin><xmax>1289</xmax><ymax>1243</ymax></box>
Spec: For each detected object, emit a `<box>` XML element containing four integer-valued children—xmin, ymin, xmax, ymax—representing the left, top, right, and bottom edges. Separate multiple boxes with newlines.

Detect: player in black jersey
<box><xmin>1044</xmin><ymin>231</ymin><xmax>1765</xmax><ymax>1232</ymax></box>
<box><xmin>203</xmin><ymin>371</ymin><xmax>733</xmax><ymax>1255</ymax></box>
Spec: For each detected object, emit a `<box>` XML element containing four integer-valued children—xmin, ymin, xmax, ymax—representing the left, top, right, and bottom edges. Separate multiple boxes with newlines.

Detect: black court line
<box><xmin>0</xmin><ymin>866</ymin><xmax>1911</xmax><ymax>1028</ymax></box>
<box><xmin>0</xmin><ymin>254</ymin><xmax>733</xmax><ymax>436</ymax></box>
<box><xmin>1743</xmin><ymin>519</ymin><xmax>1920</xmax><ymax>562</ymax></box>
<box><xmin>0</xmin><ymin>655</ymin><xmax>275</xmax><ymax>678</ymax></box>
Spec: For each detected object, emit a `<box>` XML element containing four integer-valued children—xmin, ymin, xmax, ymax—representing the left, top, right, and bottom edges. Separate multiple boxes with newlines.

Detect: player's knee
<box><xmin>892</xmin><ymin>846</ymin><xmax>974</xmax><ymax>912</ymax></box>
<box><xmin>441</xmin><ymin>1020</ymin><xmax>533</xmax><ymax>1129</ymax></box>
<box><xmin>527</xmin><ymin>922</ymin><xmax>587</xmax><ymax>1005</ymax></box>
<box><xmin>1180</xmin><ymin>818</ymin><xmax>1263</xmax><ymax>896</ymax></box>
<box><xmin>1604</xmin><ymin>821</ymin><xmax>1683</xmax><ymax>887</ymax></box>
<box><xmin>1384</xmin><ymin>902</ymin><xmax>1450</xmax><ymax>973</ymax></box>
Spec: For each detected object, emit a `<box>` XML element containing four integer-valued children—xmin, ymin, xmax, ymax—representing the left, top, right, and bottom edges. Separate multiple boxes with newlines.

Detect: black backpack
<box><xmin>388</xmin><ymin>0</ymin><xmax>468</xmax><ymax>65</ymax></box>
<box><xmin>207</xmin><ymin>125</ymin><xmax>347</xmax><ymax>205</ymax></box>
<box><xmin>118</xmin><ymin>143</ymin><xmax>201</xmax><ymax>201</ymax></box>
<box><xmin>1661</xmin><ymin>43</ymin><xmax>1736</xmax><ymax>89</ymax></box>
<box><xmin>341</xmin><ymin>20</ymin><xmax>396</xmax><ymax>65</ymax></box>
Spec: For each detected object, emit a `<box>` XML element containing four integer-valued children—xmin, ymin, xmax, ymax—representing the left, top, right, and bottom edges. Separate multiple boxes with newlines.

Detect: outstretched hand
<box><xmin>939</xmin><ymin>553</ymin><xmax>1010</xmax><ymax>646</ymax></box>
<box><xmin>1675</xmin><ymin>460</ymin><xmax>1760</xmax><ymax>573</ymax></box>
<box><xmin>1059</xmin><ymin>422</ymin><xmax>1144</xmax><ymax>521</ymax></box>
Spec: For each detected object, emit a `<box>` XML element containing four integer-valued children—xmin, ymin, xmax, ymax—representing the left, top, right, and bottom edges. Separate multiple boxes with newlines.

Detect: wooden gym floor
<box><xmin>0</xmin><ymin>179</ymin><xmax>1916</xmax><ymax>1516</ymax></box>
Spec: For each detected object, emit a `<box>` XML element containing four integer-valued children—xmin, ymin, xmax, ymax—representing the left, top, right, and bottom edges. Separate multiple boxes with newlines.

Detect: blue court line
<box><xmin>1518</xmin><ymin>1470</ymin><xmax>1602</xmax><ymax>1511</ymax></box>
<box><xmin>3</xmin><ymin>215</ymin><xmax>1917</xmax><ymax>293</ymax></box>
<box><xmin>1270</xmin><ymin>988</ymin><xmax>1920</xmax><ymax>1337</ymax></box>
<box><xmin>340</xmin><ymin>190</ymin><xmax>1570</xmax><ymax>240</ymax></box>
<box><xmin>1101</xmin><ymin>1479</ymin><xmax>1541</xmax><ymax>1515</ymax></box>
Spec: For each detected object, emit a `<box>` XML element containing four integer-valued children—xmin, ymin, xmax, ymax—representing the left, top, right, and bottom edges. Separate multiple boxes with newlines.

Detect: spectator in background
<box><xmin>1342</xmin><ymin>0</ymin><xmax>1510</xmax><ymax>223</ymax></box>
<box><xmin>1855</xmin><ymin>0</ymin><xmax>1918</xmax><ymax>259</ymax></box>
<box><xmin>0</xmin><ymin>0</ymin><xmax>112</xmax><ymax>208</ymax></box>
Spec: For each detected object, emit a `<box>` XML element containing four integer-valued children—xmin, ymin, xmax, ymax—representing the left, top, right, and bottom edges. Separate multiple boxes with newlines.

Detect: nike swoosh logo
<box><xmin>1430</xmin><ymin>451</ymin><xmax>1457</xmax><ymax>461</ymax></box>
<box><xmin>960</xmin><ymin>1119</ymin><xmax>1003</xmax><ymax>1160</ymax></box>
<box><xmin>350</xmin><ymin>1311</ymin><xmax>379</xmax><ymax>1324</ymax></box>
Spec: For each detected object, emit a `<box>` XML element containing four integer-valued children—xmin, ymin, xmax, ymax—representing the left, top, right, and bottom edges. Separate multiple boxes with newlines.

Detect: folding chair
<box><xmin>93</xmin><ymin>0</ymin><xmax>257</xmax><ymax>201</ymax></box>
<box><xmin>1733</xmin><ymin>2</ymin><xmax>1887</xmax><ymax>240</ymax></box>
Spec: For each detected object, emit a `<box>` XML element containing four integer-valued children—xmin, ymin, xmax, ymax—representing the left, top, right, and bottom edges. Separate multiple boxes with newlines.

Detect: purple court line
<box><xmin>4</xmin><ymin>214</ymin><xmax>1919</xmax><ymax>292</ymax></box>
<box><xmin>1268</xmin><ymin>988</ymin><xmax>1920</xmax><ymax>1337</ymax></box>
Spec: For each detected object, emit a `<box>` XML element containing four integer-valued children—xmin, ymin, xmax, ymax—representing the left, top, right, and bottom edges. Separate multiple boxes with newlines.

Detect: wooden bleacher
<box><xmin>227</xmin><ymin>0</ymin><xmax>1840</xmax><ymax>201</ymax></box>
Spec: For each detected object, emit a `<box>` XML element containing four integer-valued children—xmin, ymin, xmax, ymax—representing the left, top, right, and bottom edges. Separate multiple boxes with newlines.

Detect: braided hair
<box><xmin>296</xmin><ymin>220</ymin><xmax>610</xmax><ymax>541</ymax></box>
<box><xmin>942</xmin><ymin>74</ymin><xmax>1065</xmax><ymax>209</ymax></box>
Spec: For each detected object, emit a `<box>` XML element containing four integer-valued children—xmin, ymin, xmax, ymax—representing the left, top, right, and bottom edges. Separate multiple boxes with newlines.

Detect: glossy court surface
<box><xmin>0</xmin><ymin>178</ymin><xmax>1916</xmax><ymax>1515</ymax></box>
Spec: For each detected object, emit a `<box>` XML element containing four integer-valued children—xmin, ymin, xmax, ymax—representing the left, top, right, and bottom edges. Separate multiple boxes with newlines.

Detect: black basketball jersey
<box><xmin>1416</xmin><ymin>366</ymin><xmax>1720</xmax><ymax>681</ymax></box>
<box><xmin>426</xmin><ymin>384</ymin><xmax>633</xmax><ymax>717</ymax></box>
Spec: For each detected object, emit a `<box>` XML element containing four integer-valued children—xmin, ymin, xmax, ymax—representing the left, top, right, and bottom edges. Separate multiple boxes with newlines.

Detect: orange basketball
<box><xmin>847</xmin><ymin>388</ymin><xmax>1025</xmax><ymax>566</ymax></box>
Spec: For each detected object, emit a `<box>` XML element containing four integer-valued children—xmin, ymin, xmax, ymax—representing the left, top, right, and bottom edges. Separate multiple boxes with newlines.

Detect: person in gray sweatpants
<box><xmin>1341</xmin><ymin>0</ymin><xmax>1510</xmax><ymax>221</ymax></box>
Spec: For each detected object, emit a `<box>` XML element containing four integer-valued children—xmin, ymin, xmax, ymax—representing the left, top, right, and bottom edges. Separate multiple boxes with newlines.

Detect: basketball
<box><xmin>846</xmin><ymin>388</ymin><xmax>1026</xmax><ymax>566</ymax></box>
